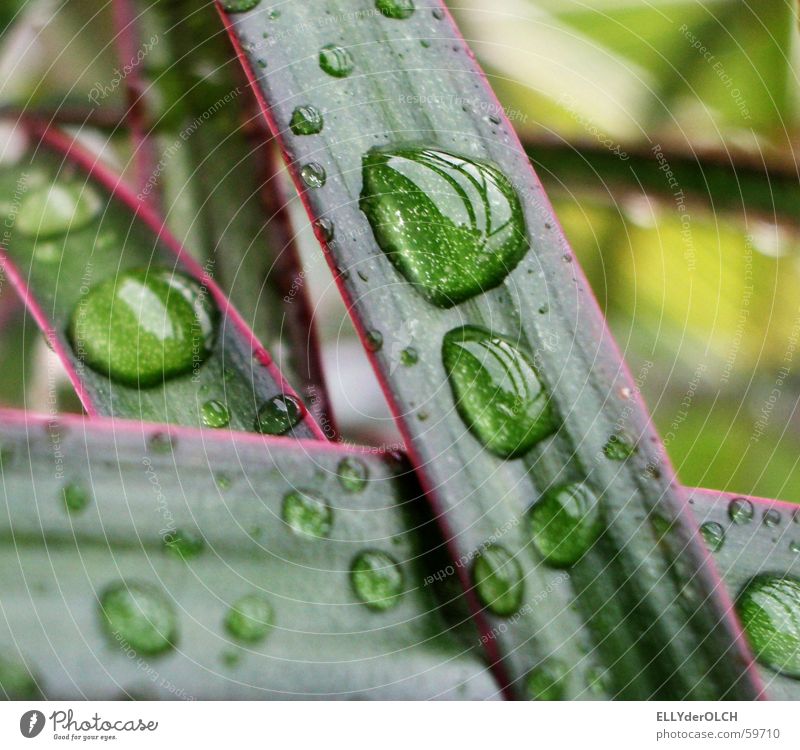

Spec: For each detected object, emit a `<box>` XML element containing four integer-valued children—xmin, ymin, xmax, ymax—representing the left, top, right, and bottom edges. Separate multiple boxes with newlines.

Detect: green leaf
<box><xmin>219</xmin><ymin>1</ymin><xmax>761</xmax><ymax>698</ymax></box>
<box><xmin>0</xmin><ymin>411</ymin><xmax>498</xmax><ymax>699</ymax></box>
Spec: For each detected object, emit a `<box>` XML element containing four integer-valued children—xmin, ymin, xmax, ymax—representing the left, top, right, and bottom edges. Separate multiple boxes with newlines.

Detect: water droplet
<box><xmin>376</xmin><ymin>0</ymin><xmax>415</xmax><ymax>19</ymax></box>
<box><xmin>763</xmin><ymin>508</ymin><xmax>782</xmax><ymax>528</ymax></box>
<box><xmin>100</xmin><ymin>582</ymin><xmax>177</xmax><ymax>656</ymax></box>
<box><xmin>400</xmin><ymin>346</ymin><xmax>418</xmax><ymax>366</ymax></box>
<box><xmin>728</xmin><ymin>497</ymin><xmax>754</xmax><ymax>525</ymax></box>
<box><xmin>365</xmin><ymin>330</ymin><xmax>383</xmax><ymax>352</ymax></box>
<box><xmin>17</xmin><ymin>182</ymin><xmax>100</xmax><ymax>238</ymax></box>
<box><xmin>0</xmin><ymin>654</ymin><xmax>40</xmax><ymax>700</ymax></box>
<box><xmin>148</xmin><ymin>432</ymin><xmax>176</xmax><ymax>455</ymax></box>
<box><xmin>700</xmin><ymin>521</ymin><xmax>725</xmax><ymax>552</ymax></box>
<box><xmin>163</xmin><ymin>529</ymin><xmax>205</xmax><ymax>560</ymax></box>
<box><xmin>442</xmin><ymin>325</ymin><xmax>556</xmax><ymax>458</ymax></box>
<box><xmin>220</xmin><ymin>0</ymin><xmax>261</xmax><ymax>11</ymax></box>
<box><xmin>337</xmin><ymin>457</ymin><xmax>369</xmax><ymax>493</ymax></box>
<box><xmin>432</xmin><ymin>7</ymin><xmax>445</xmax><ymax>20</ymax></box>
<box><xmin>357</xmin><ymin>269</ymin><xmax>369</xmax><ymax>282</ymax></box>
<box><xmin>225</xmin><ymin>594</ymin><xmax>273</xmax><ymax>643</ymax></box>
<box><xmin>538</xmin><ymin>304</ymin><xmax>549</xmax><ymax>314</ymax></box>
<box><xmin>290</xmin><ymin>105</ymin><xmax>324</xmax><ymax>135</ymax></box>
<box><xmin>216</xmin><ymin>472</ymin><xmax>232</xmax><ymax>490</ymax></box>
<box><xmin>69</xmin><ymin>269</ymin><xmax>218</xmax><ymax>387</ymax></box>
<box><xmin>351</xmin><ymin>550</ymin><xmax>404</xmax><ymax>611</ymax></box>
<box><xmin>488</xmin><ymin>113</ymin><xmax>502</xmax><ymax>125</ymax></box>
<box><xmin>790</xmin><ymin>540</ymin><xmax>800</xmax><ymax>554</ymax></box>
<box><xmin>472</xmin><ymin>544</ymin><xmax>524</xmax><ymax>616</ymax></box>
<box><xmin>268</xmin><ymin>9</ymin><xmax>280</xmax><ymax>20</ymax></box>
<box><xmin>603</xmin><ymin>434</ymin><xmax>636</xmax><ymax>460</ymax></box>
<box><xmin>254</xmin><ymin>394</ymin><xmax>303</xmax><ymax>435</ymax></box>
<box><xmin>62</xmin><ymin>483</ymin><xmax>90</xmax><ymax>513</ymax></box>
<box><xmin>256</xmin><ymin>58</ymin><xmax>267</xmax><ymax>69</ymax></box>
<box><xmin>529</xmin><ymin>483</ymin><xmax>600</xmax><ymax>567</ymax></box>
<box><xmin>314</xmin><ymin>218</ymin><xmax>334</xmax><ymax>242</ymax></box>
<box><xmin>737</xmin><ymin>575</ymin><xmax>800</xmax><ymax>678</ymax></box>
<box><xmin>319</xmin><ymin>44</ymin><xmax>354</xmax><ymax>78</ymax></box>
<box><xmin>360</xmin><ymin>147</ymin><xmax>528</xmax><ymax>307</ymax></box>
<box><xmin>420</xmin><ymin>39</ymin><xmax>430</xmax><ymax>48</ymax></box>
<box><xmin>282</xmin><ymin>490</ymin><xmax>333</xmax><ymax>538</ymax></box>
<box><xmin>220</xmin><ymin>649</ymin><xmax>241</xmax><ymax>668</ymax></box>
<box><xmin>300</xmin><ymin>162</ymin><xmax>327</xmax><ymax>188</ymax></box>
<box><xmin>526</xmin><ymin>660</ymin><xmax>567</xmax><ymax>700</ymax></box>
<box><xmin>201</xmin><ymin>399</ymin><xmax>230</xmax><ymax>428</ymax></box>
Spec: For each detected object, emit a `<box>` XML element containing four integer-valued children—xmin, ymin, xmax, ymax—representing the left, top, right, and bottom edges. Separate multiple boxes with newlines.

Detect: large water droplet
<box><xmin>319</xmin><ymin>44</ymin><xmax>354</xmax><ymax>77</ymax></box>
<box><xmin>737</xmin><ymin>575</ymin><xmax>800</xmax><ymax>678</ymax></box>
<box><xmin>201</xmin><ymin>399</ymin><xmax>230</xmax><ymax>428</ymax></box>
<box><xmin>300</xmin><ymin>162</ymin><xmax>327</xmax><ymax>188</ymax></box>
<box><xmin>69</xmin><ymin>269</ymin><xmax>217</xmax><ymax>387</ymax></box>
<box><xmin>360</xmin><ymin>147</ymin><xmax>528</xmax><ymax>307</ymax></box>
<box><xmin>472</xmin><ymin>544</ymin><xmax>524</xmax><ymax>616</ymax></box>
<box><xmin>337</xmin><ymin>457</ymin><xmax>369</xmax><ymax>493</ymax></box>
<box><xmin>526</xmin><ymin>660</ymin><xmax>567</xmax><ymax>700</ymax></box>
<box><xmin>442</xmin><ymin>325</ymin><xmax>555</xmax><ymax>458</ymax></box>
<box><xmin>163</xmin><ymin>529</ymin><xmax>205</xmax><ymax>560</ymax></box>
<box><xmin>351</xmin><ymin>550</ymin><xmax>404</xmax><ymax>611</ymax></box>
<box><xmin>529</xmin><ymin>483</ymin><xmax>600</xmax><ymax>567</ymax></box>
<box><xmin>700</xmin><ymin>521</ymin><xmax>725</xmax><ymax>552</ymax></box>
<box><xmin>728</xmin><ymin>497</ymin><xmax>754</xmax><ymax>525</ymax></box>
<box><xmin>62</xmin><ymin>483</ymin><xmax>90</xmax><ymax>513</ymax></box>
<box><xmin>254</xmin><ymin>394</ymin><xmax>303</xmax><ymax>434</ymax></box>
<box><xmin>290</xmin><ymin>105</ymin><xmax>324</xmax><ymax>135</ymax></box>
<box><xmin>100</xmin><ymin>582</ymin><xmax>177</xmax><ymax>656</ymax></box>
<box><xmin>282</xmin><ymin>490</ymin><xmax>333</xmax><ymax>538</ymax></box>
<box><xmin>220</xmin><ymin>0</ymin><xmax>261</xmax><ymax>11</ymax></box>
<box><xmin>376</xmin><ymin>0</ymin><xmax>415</xmax><ymax>19</ymax></box>
<box><xmin>225</xmin><ymin>594</ymin><xmax>273</xmax><ymax>643</ymax></box>
<box><xmin>17</xmin><ymin>182</ymin><xmax>100</xmax><ymax>238</ymax></box>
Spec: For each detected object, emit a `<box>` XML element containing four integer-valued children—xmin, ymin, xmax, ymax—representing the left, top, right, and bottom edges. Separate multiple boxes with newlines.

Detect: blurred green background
<box><xmin>1</xmin><ymin>0</ymin><xmax>799</xmax><ymax>502</ymax></box>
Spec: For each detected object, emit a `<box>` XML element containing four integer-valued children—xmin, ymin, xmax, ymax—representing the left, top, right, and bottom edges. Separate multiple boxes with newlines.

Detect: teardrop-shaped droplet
<box><xmin>100</xmin><ymin>581</ymin><xmax>177</xmax><ymax>656</ymax></box>
<box><xmin>472</xmin><ymin>544</ymin><xmax>524</xmax><ymax>616</ymax></box>
<box><xmin>700</xmin><ymin>521</ymin><xmax>725</xmax><ymax>552</ymax></box>
<box><xmin>736</xmin><ymin>575</ymin><xmax>800</xmax><ymax>678</ymax></box>
<box><xmin>337</xmin><ymin>457</ymin><xmax>369</xmax><ymax>493</ymax></box>
<box><xmin>224</xmin><ymin>594</ymin><xmax>273</xmax><ymax>643</ymax></box>
<box><xmin>442</xmin><ymin>325</ymin><xmax>556</xmax><ymax>458</ymax></box>
<box><xmin>400</xmin><ymin>346</ymin><xmax>418</xmax><ymax>366</ymax></box>
<box><xmin>319</xmin><ymin>44</ymin><xmax>354</xmax><ymax>77</ymax></box>
<box><xmin>529</xmin><ymin>483</ymin><xmax>601</xmax><ymax>567</ymax></box>
<box><xmin>603</xmin><ymin>434</ymin><xmax>636</xmax><ymax>460</ymax></box>
<box><xmin>0</xmin><ymin>654</ymin><xmax>41</xmax><ymax>700</ymax></box>
<box><xmin>526</xmin><ymin>660</ymin><xmax>567</xmax><ymax>700</ymax></box>
<box><xmin>360</xmin><ymin>147</ymin><xmax>528</xmax><ymax>307</ymax></box>
<box><xmin>201</xmin><ymin>399</ymin><xmax>230</xmax><ymax>428</ymax></box>
<box><xmin>220</xmin><ymin>0</ymin><xmax>261</xmax><ymax>11</ymax></box>
<box><xmin>254</xmin><ymin>394</ymin><xmax>303</xmax><ymax>434</ymax></box>
<box><xmin>763</xmin><ymin>508</ymin><xmax>781</xmax><ymax>528</ymax></box>
<box><xmin>163</xmin><ymin>529</ymin><xmax>205</xmax><ymax>560</ymax></box>
<box><xmin>62</xmin><ymin>483</ymin><xmax>90</xmax><ymax>513</ymax></box>
<box><xmin>290</xmin><ymin>105</ymin><xmax>324</xmax><ymax>135</ymax></box>
<box><xmin>300</xmin><ymin>162</ymin><xmax>327</xmax><ymax>188</ymax></box>
<box><xmin>314</xmin><ymin>217</ymin><xmax>334</xmax><ymax>242</ymax></box>
<box><xmin>728</xmin><ymin>497</ymin><xmax>754</xmax><ymax>525</ymax></box>
<box><xmin>69</xmin><ymin>268</ymin><xmax>217</xmax><ymax>387</ymax></box>
<box><xmin>351</xmin><ymin>550</ymin><xmax>404</xmax><ymax>611</ymax></box>
<box><xmin>17</xmin><ymin>182</ymin><xmax>100</xmax><ymax>239</ymax></box>
<box><xmin>376</xmin><ymin>0</ymin><xmax>415</xmax><ymax>19</ymax></box>
<box><xmin>365</xmin><ymin>330</ymin><xmax>383</xmax><ymax>352</ymax></box>
<box><xmin>282</xmin><ymin>490</ymin><xmax>333</xmax><ymax>538</ymax></box>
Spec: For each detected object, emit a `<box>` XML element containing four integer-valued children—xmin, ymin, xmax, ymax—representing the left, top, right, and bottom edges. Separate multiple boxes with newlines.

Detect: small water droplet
<box><xmin>100</xmin><ymin>581</ymin><xmax>177</xmax><ymax>656</ymax></box>
<box><xmin>0</xmin><ymin>654</ymin><xmax>40</xmax><ymax>699</ymax></box>
<box><xmin>488</xmin><ymin>113</ymin><xmax>502</xmax><ymax>125</ymax></box>
<box><xmin>300</xmin><ymin>162</ymin><xmax>327</xmax><ymax>188</ymax></box>
<box><xmin>790</xmin><ymin>540</ymin><xmax>800</xmax><ymax>554</ymax></box>
<box><xmin>351</xmin><ymin>550</ymin><xmax>404</xmax><ymax>611</ymax></box>
<box><xmin>220</xmin><ymin>649</ymin><xmax>241</xmax><ymax>668</ymax></box>
<box><xmin>62</xmin><ymin>483</ymin><xmax>90</xmax><ymax>513</ymax></box>
<box><xmin>69</xmin><ymin>269</ymin><xmax>218</xmax><ymax>387</ymax></box>
<box><xmin>290</xmin><ymin>105</ymin><xmax>324</xmax><ymax>135</ymax></box>
<box><xmin>282</xmin><ymin>490</ymin><xmax>333</xmax><ymax>538</ymax></box>
<box><xmin>268</xmin><ymin>9</ymin><xmax>280</xmax><ymax>19</ymax></box>
<box><xmin>700</xmin><ymin>521</ymin><xmax>725</xmax><ymax>552</ymax></box>
<box><xmin>148</xmin><ymin>432</ymin><xmax>176</xmax><ymax>455</ymax></box>
<box><xmin>365</xmin><ymin>330</ymin><xmax>383</xmax><ymax>352</ymax></box>
<box><xmin>737</xmin><ymin>575</ymin><xmax>800</xmax><ymax>678</ymax></box>
<box><xmin>442</xmin><ymin>325</ymin><xmax>556</xmax><ymax>458</ymax></box>
<box><xmin>360</xmin><ymin>147</ymin><xmax>528</xmax><ymax>307</ymax></box>
<box><xmin>400</xmin><ymin>346</ymin><xmax>418</xmax><ymax>366</ymax></box>
<box><xmin>319</xmin><ymin>44</ymin><xmax>354</xmax><ymax>78</ymax></box>
<box><xmin>432</xmin><ymin>7</ymin><xmax>445</xmax><ymax>20</ymax></box>
<box><xmin>526</xmin><ymin>660</ymin><xmax>567</xmax><ymax>700</ymax></box>
<box><xmin>603</xmin><ymin>434</ymin><xmax>636</xmax><ymax>461</ymax></box>
<box><xmin>763</xmin><ymin>508</ymin><xmax>782</xmax><ymax>528</ymax></box>
<box><xmin>225</xmin><ymin>594</ymin><xmax>273</xmax><ymax>643</ymax></box>
<box><xmin>163</xmin><ymin>529</ymin><xmax>205</xmax><ymax>560</ymax></box>
<box><xmin>529</xmin><ymin>483</ymin><xmax>600</xmax><ymax>567</ymax></box>
<box><xmin>472</xmin><ymin>544</ymin><xmax>524</xmax><ymax>616</ymax></box>
<box><xmin>728</xmin><ymin>497</ymin><xmax>754</xmax><ymax>525</ymax></box>
<box><xmin>216</xmin><ymin>472</ymin><xmax>232</xmax><ymax>490</ymax></box>
<box><xmin>256</xmin><ymin>58</ymin><xmax>267</xmax><ymax>69</ymax></box>
<box><xmin>420</xmin><ymin>39</ymin><xmax>430</xmax><ymax>48</ymax></box>
<box><xmin>337</xmin><ymin>457</ymin><xmax>369</xmax><ymax>493</ymax></box>
<box><xmin>201</xmin><ymin>399</ymin><xmax>230</xmax><ymax>428</ymax></box>
<box><xmin>314</xmin><ymin>217</ymin><xmax>334</xmax><ymax>242</ymax></box>
<box><xmin>17</xmin><ymin>182</ymin><xmax>100</xmax><ymax>238</ymax></box>
<box><xmin>221</xmin><ymin>0</ymin><xmax>261</xmax><ymax>11</ymax></box>
<box><xmin>254</xmin><ymin>394</ymin><xmax>303</xmax><ymax>435</ymax></box>
<box><xmin>376</xmin><ymin>0</ymin><xmax>415</xmax><ymax>19</ymax></box>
